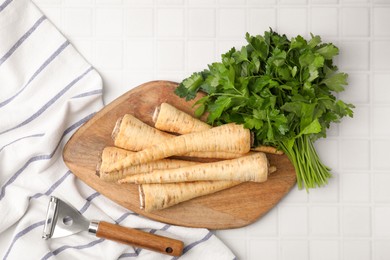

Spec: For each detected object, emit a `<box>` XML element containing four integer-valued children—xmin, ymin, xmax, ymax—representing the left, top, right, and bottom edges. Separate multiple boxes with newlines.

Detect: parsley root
<box><xmin>106</xmin><ymin>123</ymin><xmax>251</xmax><ymax>172</ymax></box>
<box><xmin>97</xmin><ymin>146</ymin><xmax>197</xmax><ymax>182</ymax></box>
<box><xmin>120</xmin><ymin>152</ymin><xmax>269</xmax><ymax>184</ymax></box>
<box><xmin>113</xmin><ymin>113</ymin><xmax>245</xmax><ymax>159</ymax></box>
<box><xmin>139</xmin><ymin>181</ymin><xmax>240</xmax><ymax>212</ymax></box>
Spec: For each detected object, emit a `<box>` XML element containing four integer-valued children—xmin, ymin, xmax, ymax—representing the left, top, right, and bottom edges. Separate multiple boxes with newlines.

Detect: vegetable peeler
<box><xmin>42</xmin><ymin>196</ymin><xmax>183</xmax><ymax>256</ymax></box>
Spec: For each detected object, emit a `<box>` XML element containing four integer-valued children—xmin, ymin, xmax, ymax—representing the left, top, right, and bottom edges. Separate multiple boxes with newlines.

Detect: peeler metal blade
<box><xmin>41</xmin><ymin>197</ymin><xmax>184</xmax><ymax>256</ymax></box>
<box><xmin>42</xmin><ymin>196</ymin><xmax>89</xmax><ymax>239</ymax></box>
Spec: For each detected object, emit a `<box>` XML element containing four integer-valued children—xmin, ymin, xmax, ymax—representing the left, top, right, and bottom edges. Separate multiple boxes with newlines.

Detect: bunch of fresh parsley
<box><xmin>175</xmin><ymin>29</ymin><xmax>354</xmax><ymax>191</ymax></box>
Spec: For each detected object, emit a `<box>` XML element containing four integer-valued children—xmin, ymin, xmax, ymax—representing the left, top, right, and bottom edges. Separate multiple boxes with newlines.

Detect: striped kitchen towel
<box><xmin>0</xmin><ymin>0</ymin><xmax>236</xmax><ymax>259</ymax></box>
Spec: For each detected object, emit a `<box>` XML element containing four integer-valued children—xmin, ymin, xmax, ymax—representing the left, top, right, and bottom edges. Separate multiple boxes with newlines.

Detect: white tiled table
<box><xmin>34</xmin><ymin>0</ymin><xmax>390</xmax><ymax>259</ymax></box>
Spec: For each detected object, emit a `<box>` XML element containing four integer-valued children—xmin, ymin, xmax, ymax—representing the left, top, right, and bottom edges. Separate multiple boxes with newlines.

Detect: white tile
<box><xmin>340</xmin><ymin>140</ymin><xmax>370</xmax><ymax>170</ymax></box>
<box><xmin>40</xmin><ymin>7</ymin><xmax>62</xmax><ymax>28</ymax></box>
<box><xmin>157</xmin><ymin>40</ymin><xmax>184</xmax><ymax>70</ymax></box>
<box><xmin>309</xmin><ymin>206</ymin><xmax>339</xmax><ymax>236</ymax></box>
<box><xmin>182</xmin><ymin>70</ymin><xmax>199</xmax><ymax>80</ymax></box>
<box><xmin>281</xmin><ymin>240</ymin><xmax>309</xmax><ymax>260</ymax></box>
<box><xmin>372</xmin><ymin>140</ymin><xmax>390</xmax><ymax>170</ymax></box>
<box><xmin>279</xmin><ymin>0</ymin><xmax>307</xmax><ymax>4</ymax></box>
<box><xmin>218</xmin><ymin>9</ymin><xmax>246</xmax><ymax>37</ymax></box>
<box><xmin>248</xmin><ymin>240</ymin><xmax>278</xmax><ymax>260</ymax></box>
<box><xmin>310</xmin><ymin>7</ymin><xmax>338</xmax><ymax>37</ymax></box>
<box><xmin>342</xmin><ymin>206</ymin><xmax>371</xmax><ymax>237</ymax></box>
<box><xmin>373</xmin><ymin>173</ymin><xmax>390</xmax><ymax>202</ymax></box>
<box><xmin>34</xmin><ymin>0</ymin><xmax>61</xmax><ymax>4</ymax></box>
<box><xmin>63</xmin><ymin>0</ymin><xmax>93</xmax><ymax>5</ymax></box>
<box><xmin>342</xmin><ymin>0</ymin><xmax>369</xmax><ymax>3</ymax></box>
<box><xmin>101</xmin><ymin>70</ymin><xmax>124</xmax><ymax>104</ymax></box>
<box><xmin>125</xmin><ymin>8</ymin><xmax>154</xmax><ymax>37</ymax></box>
<box><xmin>309</xmin><ymin>172</ymin><xmax>339</xmax><ymax>202</ymax></box>
<box><xmin>188</xmin><ymin>9</ymin><xmax>215</xmax><ymax>37</ymax></box>
<box><xmin>96</xmin><ymin>8</ymin><xmax>123</xmax><ymax>37</ymax></box>
<box><xmin>247</xmin><ymin>0</ymin><xmax>276</xmax><ymax>4</ymax></box>
<box><xmin>125</xmin><ymin>40</ymin><xmax>154</xmax><ymax>70</ymax></box>
<box><xmin>310</xmin><ymin>240</ymin><xmax>339</xmax><ymax>260</ymax></box>
<box><xmin>216</xmin><ymin>224</ymin><xmax>246</xmax><ymax>238</ymax></box>
<box><xmin>247</xmin><ymin>207</ymin><xmax>278</xmax><ymax>236</ymax></box>
<box><xmin>372</xmin><ymin>106</ymin><xmax>390</xmax><ymax>136</ymax></box>
<box><xmin>373</xmin><ymin>240</ymin><xmax>390</xmax><ymax>260</ymax></box>
<box><xmin>341</xmin><ymin>7</ymin><xmax>370</xmax><ymax>37</ymax></box>
<box><xmin>279</xmin><ymin>206</ymin><xmax>308</xmax><ymax>236</ymax></box>
<box><xmin>338</xmin><ymin>41</ymin><xmax>369</xmax><ymax>71</ymax></box>
<box><xmin>374</xmin><ymin>0</ymin><xmax>390</xmax><ymax>3</ymax></box>
<box><xmin>373</xmin><ymin>206</ymin><xmax>390</xmax><ymax>237</ymax></box>
<box><xmin>95</xmin><ymin>41</ymin><xmax>123</xmax><ymax>70</ymax></box>
<box><xmin>124</xmin><ymin>0</ymin><xmax>154</xmax><ymax>4</ymax></box>
<box><xmin>187</xmin><ymin>40</ymin><xmax>215</xmax><ymax>71</ymax></box>
<box><xmin>70</xmin><ymin>39</ymin><xmax>93</xmax><ymax>64</ymax></box>
<box><xmin>218</xmin><ymin>0</ymin><xmax>246</xmax><ymax>4</ymax></box>
<box><xmin>373</xmin><ymin>7</ymin><xmax>390</xmax><ymax>37</ymax></box>
<box><xmin>216</xmin><ymin>39</ymin><xmax>248</xmax><ymax>58</ymax></box>
<box><xmin>311</xmin><ymin>0</ymin><xmax>338</xmax><ymax>3</ymax></box>
<box><xmin>278</xmin><ymin>8</ymin><xmax>307</xmax><ymax>38</ymax></box>
<box><xmin>63</xmin><ymin>8</ymin><xmax>92</xmax><ymax>36</ymax></box>
<box><xmin>373</xmin><ymin>73</ymin><xmax>390</xmax><ymax>104</ymax></box>
<box><xmin>188</xmin><ymin>0</ymin><xmax>216</xmax><ymax>5</ymax></box>
<box><xmin>122</xmin><ymin>72</ymin><xmax>154</xmax><ymax>92</ymax></box>
<box><xmin>343</xmin><ymin>240</ymin><xmax>371</xmax><ymax>260</ymax></box>
<box><xmin>157</xmin><ymin>0</ymin><xmax>184</xmax><ymax>4</ymax></box>
<box><xmin>339</xmin><ymin>73</ymin><xmax>369</xmax><ymax>104</ymax></box>
<box><xmin>157</xmin><ymin>8</ymin><xmax>184</xmax><ymax>37</ymax></box>
<box><xmin>341</xmin><ymin>173</ymin><xmax>370</xmax><ymax>203</ymax></box>
<box><xmin>280</xmin><ymin>184</ymin><xmax>309</xmax><ymax>203</ymax></box>
<box><xmin>247</xmin><ymin>8</ymin><xmax>276</xmax><ymax>36</ymax></box>
<box><xmin>314</xmin><ymin>139</ymin><xmax>338</xmax><ymax>170</ymax></box>
<box><xmin>373</xmin><ymin>41</ymin><xmax>390</xmax><ymax>70</ymax></box>
<box><xmin>339</xmin><ymin>105</ymin><xmax>370</xmax><ymax>137</ymax></box>
<box><xmin>96</xmin><ymin>0</ymin><xmax>122</xmax><ymax>4</ymax></box>
<box><xmin>155</xmin><ymin>71</ymin><xmax>184</xmax><ymax>82</ymax></box>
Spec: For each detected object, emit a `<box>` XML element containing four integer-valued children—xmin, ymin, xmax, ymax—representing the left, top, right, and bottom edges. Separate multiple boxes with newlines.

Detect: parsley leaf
<box><xmin>175</xmin><ymin>29</ymin><xmax>354</xmax><ymax>191</ymax></box>
<box><xmin>321</xmin><ymin>72</ymin><xmax>348</xmax><ymax>92</ymax></box>
<box><xmin>175</xmin><ymin>72</ymin><xmax>204</xmax><ymax>101</ymax></box>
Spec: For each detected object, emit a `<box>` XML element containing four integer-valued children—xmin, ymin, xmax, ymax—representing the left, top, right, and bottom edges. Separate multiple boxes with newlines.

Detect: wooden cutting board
<box><xmin>63</xmin><ymin>80</ymin><xmax>296</xmax><ymax>229</ymax></box>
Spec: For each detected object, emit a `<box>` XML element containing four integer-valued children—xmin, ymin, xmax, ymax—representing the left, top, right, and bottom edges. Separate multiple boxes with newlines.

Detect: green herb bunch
<box><xmin>175</xmin><ymin>29</ymin><xmax>354</xmax><ymax>191</ymax></box>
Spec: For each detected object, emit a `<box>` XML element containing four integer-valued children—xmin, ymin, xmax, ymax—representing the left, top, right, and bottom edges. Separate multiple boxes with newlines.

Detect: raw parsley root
<box><xmin>175</xmin><ymin>29</ymin><xmax>354</xmax><ymax>191</ymax></box>
<box><xmin>106</xmin><ymin>123</ymin><xmax>251</xmax><ymax>172</ymax></box>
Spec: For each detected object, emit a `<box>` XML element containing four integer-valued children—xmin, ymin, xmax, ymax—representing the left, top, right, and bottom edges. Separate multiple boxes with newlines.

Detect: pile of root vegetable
<box><xmin>97</xmin><ymin>102</ymin><xmax>280</xmax><ymax>212</ymax></box>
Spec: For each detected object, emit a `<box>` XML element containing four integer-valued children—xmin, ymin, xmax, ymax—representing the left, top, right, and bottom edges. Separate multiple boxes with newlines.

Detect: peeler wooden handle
<box><xmin>91</xmin><ymin>221</ymin><xmax>184</xmax><ymax>256</ymax></box>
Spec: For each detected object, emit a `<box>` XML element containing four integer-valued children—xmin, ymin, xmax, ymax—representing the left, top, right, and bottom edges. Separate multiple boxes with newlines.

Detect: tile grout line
<box><xmin>184</xmin><ymin>0</ymin><xmax>189</xmax><ymax>78</ymax></box>
<box><xmin>274</xmin><ymin>1</ymin><xmax>280</xmax><ymax>258</ymax></box>
<box><xmin>368</xmin><ymin>1</ymin><xmax>375</xmax><ymax>259</ymax></box>
<box><xmin>121</xmin><ymin>0</ymin><xmax>125</xmax><ymax>91</ymax></box>
<box><xmin>337</xmin><ymin>2</ymin><xmax>343</xmax><ymax>260</ymax></box>
<box><xmin>306</xmin><ymin>1</ymin><xmax>311</xmax><ymax>259</ymax></box>
<box><xmin>153</xmin><ymin>0</ymin><xmax>158</xmax><ymax>80</ymax></box>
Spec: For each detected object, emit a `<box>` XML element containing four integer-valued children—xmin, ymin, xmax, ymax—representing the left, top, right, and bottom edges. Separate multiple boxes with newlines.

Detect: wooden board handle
<box><xmin>95</xmin><ymin>221</ymin><xmax>184</xmax><ymax>256</ymax></box>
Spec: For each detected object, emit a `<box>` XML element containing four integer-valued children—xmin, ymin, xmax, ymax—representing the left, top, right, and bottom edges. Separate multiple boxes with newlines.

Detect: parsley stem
<box><xmin>232</xmin><ymin>86</ymin><xmax>244</xmax><ymax>96</ymax></box>
<box><xmin>210</xmin><ymin>93</ymin><xmax>247</xmax><ymax>99</ymax></box>
<box><xmin>279</xmin><ymin>135</ymin><xmax>332</xmax><ymax>192</ymax></box>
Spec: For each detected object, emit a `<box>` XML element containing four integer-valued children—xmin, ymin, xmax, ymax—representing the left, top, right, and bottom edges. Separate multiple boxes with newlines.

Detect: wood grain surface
<box><xmin>96</xmin><ymin>221</ymin><xmax>184</xmax><ymax>256</ymax></box>
<box><xmin>63</xmin><ymin>80</ymin><xmax>297</xmax><ymax>229</ymax></box>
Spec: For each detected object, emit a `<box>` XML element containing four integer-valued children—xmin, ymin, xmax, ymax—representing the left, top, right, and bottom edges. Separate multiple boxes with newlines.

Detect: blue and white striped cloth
<box><xmin>0</xmin><ymin>0</ymin><xmax>236</xmax><ymax>259</ymax></box>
